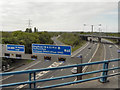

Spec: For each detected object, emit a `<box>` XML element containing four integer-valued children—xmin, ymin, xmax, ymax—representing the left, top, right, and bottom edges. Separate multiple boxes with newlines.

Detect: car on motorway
<box><xmin>71</xmin><ymin>67</ymin><xmax>77</xmax><ymax>74</ymax></box>
<box><xmin>44</xmin><ymin>56</ymin><xmax>51</xmax><ymax>61</ymax></box>
<box><xmin>77</xmin><ymin>54</ymin><xmax>82</xmax><ymax>59</ymax></box>
<box><xmin>58</xmin><ymin>57</ymin><xmax>66</xmax><ymax>62</ymax></box>
<box><xmin>16</xmin><ymin>54</ymin><xmax>22</xmax><ymax>59</ymax></box>
<box><xmin>2</xmin><ymin>60</ymin><xmax>10</xmax><ymax>71</ymax></box>
<box><xmin>4</xmin><ymin>53</ymin><xmax>10</xmax><ymax>58</ymax></box>
<box><xmin>117</xmin><ymin>50</ymin><xmax>120</xmax><ymax>53</ymax></box>
<box><xmin>109</xmin><ymin>45</ymin><xmax>112</xmax><ymax>48</ymax></box>
<box><xmin>31</xmin><ymin>55</ymin><xmax>37</xmax><ymax>60</ymax></box>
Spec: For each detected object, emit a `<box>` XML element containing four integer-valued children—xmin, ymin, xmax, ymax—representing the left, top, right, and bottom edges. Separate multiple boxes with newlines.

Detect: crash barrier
<box><xmin>0</xmin><ymin>58</ymin><xmax>120</xmax><ymax>89</ymax></box>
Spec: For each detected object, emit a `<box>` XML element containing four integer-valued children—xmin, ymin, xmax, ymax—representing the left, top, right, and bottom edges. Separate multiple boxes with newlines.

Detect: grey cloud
<box><xmin>0</xmin><ymin>1</ymin><xmax>118</xmax><ymax>32</ymax></box>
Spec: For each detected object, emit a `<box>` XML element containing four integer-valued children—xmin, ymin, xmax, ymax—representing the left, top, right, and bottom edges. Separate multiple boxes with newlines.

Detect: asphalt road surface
<box><xmin>1</xmin><ymin>37</ymin><xmax>119</xmax><ymax>89</ymax></box>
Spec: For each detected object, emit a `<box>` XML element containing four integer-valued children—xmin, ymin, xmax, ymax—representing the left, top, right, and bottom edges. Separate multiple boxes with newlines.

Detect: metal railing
<box><xmin>0</xmin><ymin>58</ymin><xmax>120</xmax><ymax>89</ymax></box>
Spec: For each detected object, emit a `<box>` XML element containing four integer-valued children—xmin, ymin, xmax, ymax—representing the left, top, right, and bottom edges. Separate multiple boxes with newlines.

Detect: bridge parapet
<box><xmin>0</xmin><ymin>58</ymin><xmax>120</xmax><ymax>89</ymax></box>
<box><xmin>78</xmin><ymin>34</ymin><xmax>120</xmax><ymax>39</ymax></box>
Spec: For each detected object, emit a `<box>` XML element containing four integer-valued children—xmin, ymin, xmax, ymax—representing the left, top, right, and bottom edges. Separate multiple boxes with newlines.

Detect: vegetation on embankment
<box><xmin>2</xmin><ymin>31</ymin><xmax>62</xmax><ymax>54</ymax></box>
<box><xmin>105</xmin><ymin>33</ymin><xmax>120</xmax><ymax>37</ymax></box>
<box><xmin>58</xmin><ymin>33</ymin><xmax>86</xmax><ymax>52</ymax></box>
<box><xmin>105</xmin><ymin>38</ymin><xmax>117</xmax><ymax>44</ymax></box>
<box><xmin>105</xmin><ymin>33</ymin><xmax>120</xmax><ymax>44</ymax></box>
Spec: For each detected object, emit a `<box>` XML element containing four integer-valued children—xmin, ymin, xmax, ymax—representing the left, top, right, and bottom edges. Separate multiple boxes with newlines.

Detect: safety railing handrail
<box><xmin>1</xmin><ymin>58</ymin><xmax>120</xmax><ymax>89</ymax></box>
<box><xmin>41</xmin><ymin>73</ymin><xmax>120</xmax><ymax>89</ymax></box>
<box><xmin>0</xmin><ymin>58</ymin><xmax>119</xmax><ymax>76</ymax></box>
<box><xmin>1</xmin><ymin>67</ymin><xmax>120</xmax><ymax>88</ymax></box>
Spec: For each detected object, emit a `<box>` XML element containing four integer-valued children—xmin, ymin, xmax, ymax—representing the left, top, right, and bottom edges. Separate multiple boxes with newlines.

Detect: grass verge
<box><xmin>58</xmin><ymin>33</ymin><xmax>87</xmax><ymax>52</ymax></box>
<box><xmin>72</xmin><ymin>41</ymin><xmax>86</xmax><ymax>52</ymax></box>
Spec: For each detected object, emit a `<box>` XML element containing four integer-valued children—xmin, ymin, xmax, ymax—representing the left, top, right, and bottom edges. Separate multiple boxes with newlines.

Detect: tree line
<box><xmin>2</xmin><ymin>31</ymin><xmax>56</xmax><ymax>54</ymax></box>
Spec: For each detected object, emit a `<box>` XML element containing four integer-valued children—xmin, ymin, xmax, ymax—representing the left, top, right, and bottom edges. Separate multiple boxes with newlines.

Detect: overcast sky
<box><xmin>0</xmin><ymin>0</ymin><xmax>118</xmax><ymax>32</ymax></box>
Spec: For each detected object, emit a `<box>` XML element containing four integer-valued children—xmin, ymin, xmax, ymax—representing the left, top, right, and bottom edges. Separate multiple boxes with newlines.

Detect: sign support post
<box><xmin>77</xmin><ymin>55</ymin><xmax>82</xmax><ymax>80</ymax></box>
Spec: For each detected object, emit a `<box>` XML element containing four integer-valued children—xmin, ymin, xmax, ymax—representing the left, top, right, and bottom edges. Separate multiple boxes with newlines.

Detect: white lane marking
<box><xmin>61</xmin><ymin>69</ymin><xmax>63</xmax><ymax>71</ymax></box>
<box><xmin>103</xmin><ymin>44</ymin><xmax>106</xmax><ymax>60</ymax></box>
<box><xmin>1</xmin><ymin>60</ymin><xmax>41</xmax><ymax>82</ymax></box>
<box><xmin>54</xmin><ymin>41</ymin><xmax>57</xmax><ymax>45</ymax></box>
<box><xmin>108</xmin><ymin>45</ymin><xmax>114</xmax><ymax>59</ymax></box>
<box><xmin>103</xmin><ymin>38</ymin><xmax>120</xmax><ymax>49</ymax></box>
<box><xmin>82</xmin><ymin>43</ymin><xmax>99</xmax><ymax>72</ymax></box>
<box><xmin>74</xmin><ymin>43</ymin><xmax>100</xmax><ymax>81</ymax></box>
<box><xmin>0</xmin><ymin>75</ymin><xmax>13</xmax><ymax>82</ymax></box>
<box><xmin>37</xmin><ymin>86</ymin><xmax>40</xmax><ymax>88</ymax></box>
<box><xmin>112</xmin><ymin>64</ymin><xmax>115</xmax><ymax>74</ymax></box>
<box><xmin>50</xmin><ymin>76</ymin><xmax>54</xmax><ymax>78</ymax></box>
<box><xmin>83</xmin><ymin>44</ymin><xmax>96</xmax><ymax>59</ymax></box>
<box><xmin>103</xmin><ymin>39</ymin><xmax>118</xmax><ymax>75</ymax></box>
<box><xmin>24</xmin><ymin>60</ymin><xmax>41</xmax><ymax>70</ymax></box>
<box><xmin>16</xmin><ymin>62</ymin><xmax>63</xmax><ymax>89</ymax></box>
<box><xmin>71</xmin><ymin>42</ymin><xmax>89</xmax><ymax>57</ymax></box>
<box><xmin>74</xmin><ymin>78</ymin><xmax>77</xmax><ymax>81</ymax></box>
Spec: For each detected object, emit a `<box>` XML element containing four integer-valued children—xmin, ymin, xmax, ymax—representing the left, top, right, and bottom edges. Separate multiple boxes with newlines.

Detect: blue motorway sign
<box><xmin>32</xmin><ymin>44</ymin><xmax>71</xmax><ymax>56</ymax></box>
<box><xmin>7</xmin><ymin>44</ymin><xmax>25</xmax><ymax>53</ymax></box>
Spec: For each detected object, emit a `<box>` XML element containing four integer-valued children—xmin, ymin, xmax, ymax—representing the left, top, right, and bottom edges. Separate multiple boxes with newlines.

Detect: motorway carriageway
<box><xmin>2</xmin><ymin>38</ymin><xmax>119</xmax><ymax>89</ymax></box>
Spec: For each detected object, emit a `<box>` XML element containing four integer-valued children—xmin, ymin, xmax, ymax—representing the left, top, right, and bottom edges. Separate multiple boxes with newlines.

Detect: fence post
<box><xmin>29</xmin><ymin>73</ymin><xmax>32</xmax><ymax>88</ymax></box>
<box><xmin>100</xmin><ymin>62</ymin><xmax>109</xmax><ymax>83</ymax></box>
<box><xmin>33</xmin><ymin>72</ymin><xmax>36</xmax><ymax>88</ymax></box>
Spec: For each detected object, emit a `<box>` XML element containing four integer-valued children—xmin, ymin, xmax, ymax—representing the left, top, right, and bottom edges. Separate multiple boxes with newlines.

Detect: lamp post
<box><xmin>83</xmin><ymin>24</ymin><xmax>86</xmax><ymax>31</ymax></box>
<box><xmin>83</xmin><ymin>24</ymin><xmax>101</xmax><ymax>33</ymax></box>
<box><xmin>98</xmin><ymin>24</ymin><xmax>102</xmax><ymax>36</ymax></box>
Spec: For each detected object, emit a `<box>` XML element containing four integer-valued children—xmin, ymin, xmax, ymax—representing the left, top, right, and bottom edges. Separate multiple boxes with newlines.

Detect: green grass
<box><xmin>26</xmin><ymin>59</ymin><xmax>34</xmax><ymax>63</ymax></box>
<box><xmin>105</xmin><ymin>38</ymin><xmax>118</xmax><ymax>44</ymax></box>
<box><xmin>105</xmin><ymin>33</ymin><xmax>120</xmax><ymax>37</ymax></box>
<box><xmin>58</xmin><ymin>33</ymin><xmax>87</xmax><ymax>52</ymax></box>
<box><xmin>72</xmin><ymin>41</ymin><xmax>86</xmax><ymax>52</ymax></box>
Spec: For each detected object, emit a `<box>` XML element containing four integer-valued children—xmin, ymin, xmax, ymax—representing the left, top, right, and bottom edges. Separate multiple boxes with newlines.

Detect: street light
<box><xmin>98</xmin><ymin>24</ymin><xmax>102</xmax><ymax>36</ymax></box>
<box><xmin>83</xmin><ymin>24</ymin><xmax>102</xmax><ymax>33</ymax></box>
<box><xmin>83</xmin><ymin>24</ymin><xmax>87</xmax><ymax>31</ymax></box>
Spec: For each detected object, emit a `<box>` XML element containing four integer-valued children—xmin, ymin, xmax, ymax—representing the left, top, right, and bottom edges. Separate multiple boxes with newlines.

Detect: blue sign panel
<box><xmin>7</xmin><ymin>44</ymin><xmax>25</xmax><ymax>53</ymax></box>
<box><xmin>32</xmin><ymin>44</ymin><xmax>71</xmax><ymax>56</ymax></box>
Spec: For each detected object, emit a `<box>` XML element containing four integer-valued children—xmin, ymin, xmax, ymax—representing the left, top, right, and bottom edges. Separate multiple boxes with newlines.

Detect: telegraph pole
<box><xmin>25</xmin><ymin>19</ymin><xmax>32</xmax><ymax>33</ymax></box>
<box><xmin>28</xmin><ymin>19</ymin><xmax>32</xmax><ymax>28</ymax></box>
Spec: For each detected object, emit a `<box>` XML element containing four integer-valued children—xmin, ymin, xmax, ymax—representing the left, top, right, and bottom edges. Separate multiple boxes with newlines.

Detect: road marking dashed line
<box><xmin>0</xmin><ymin>75</ymin><xmax>13</xmax><ymax>82</ymax></box>
<box><xmin>37</xmin><ymin>86</ymin><xmax>40</xmax><ymax>88</ymax></box>
<box><xmin>74</xmin><ymin>43</ymin><xmax>100</xmax><ymax>81</ymax></box>
<box><xmin>82</xmin><ymin>43</ymin><xmax>99</xmax><ymax>72</ymax></box>
<box><xmin>50</xmin><ymin>76</ymin><xmax>54</xmax><ymax>78</ymax></box>
<box><xmin>103</xmin><ymin>44</ymin><xmax>106</xmax><ymax>60</ymax></box>
<box><xmin>61</xmin><ymin>69</ymin><xmax>63</xmax><ymax>71</ymax></box>
<box><xmin>83</xmin><ymin>44</ymin><xmax>96</xmax><ymax>59</ymax></box>
<box><xmin>1</xmin><ymin>60</ymin><xmax>41</xmax><ymax>82</ymax></box>
<box><xmin>16</xmin><ymin>62</ymin><xmax>63</xmax><ymax>89</ymax></box>
<box><xmin>71</xmin><ymin>42</ymin><xmax>89</xmax><ymax>57</ymax></box>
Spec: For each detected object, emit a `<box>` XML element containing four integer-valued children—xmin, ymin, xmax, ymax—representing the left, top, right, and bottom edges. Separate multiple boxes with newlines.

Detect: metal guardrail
<box><xmin>0</xmin><ymin>58</ymin><xmax>120</xmax><ymax>89</ymax></box>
